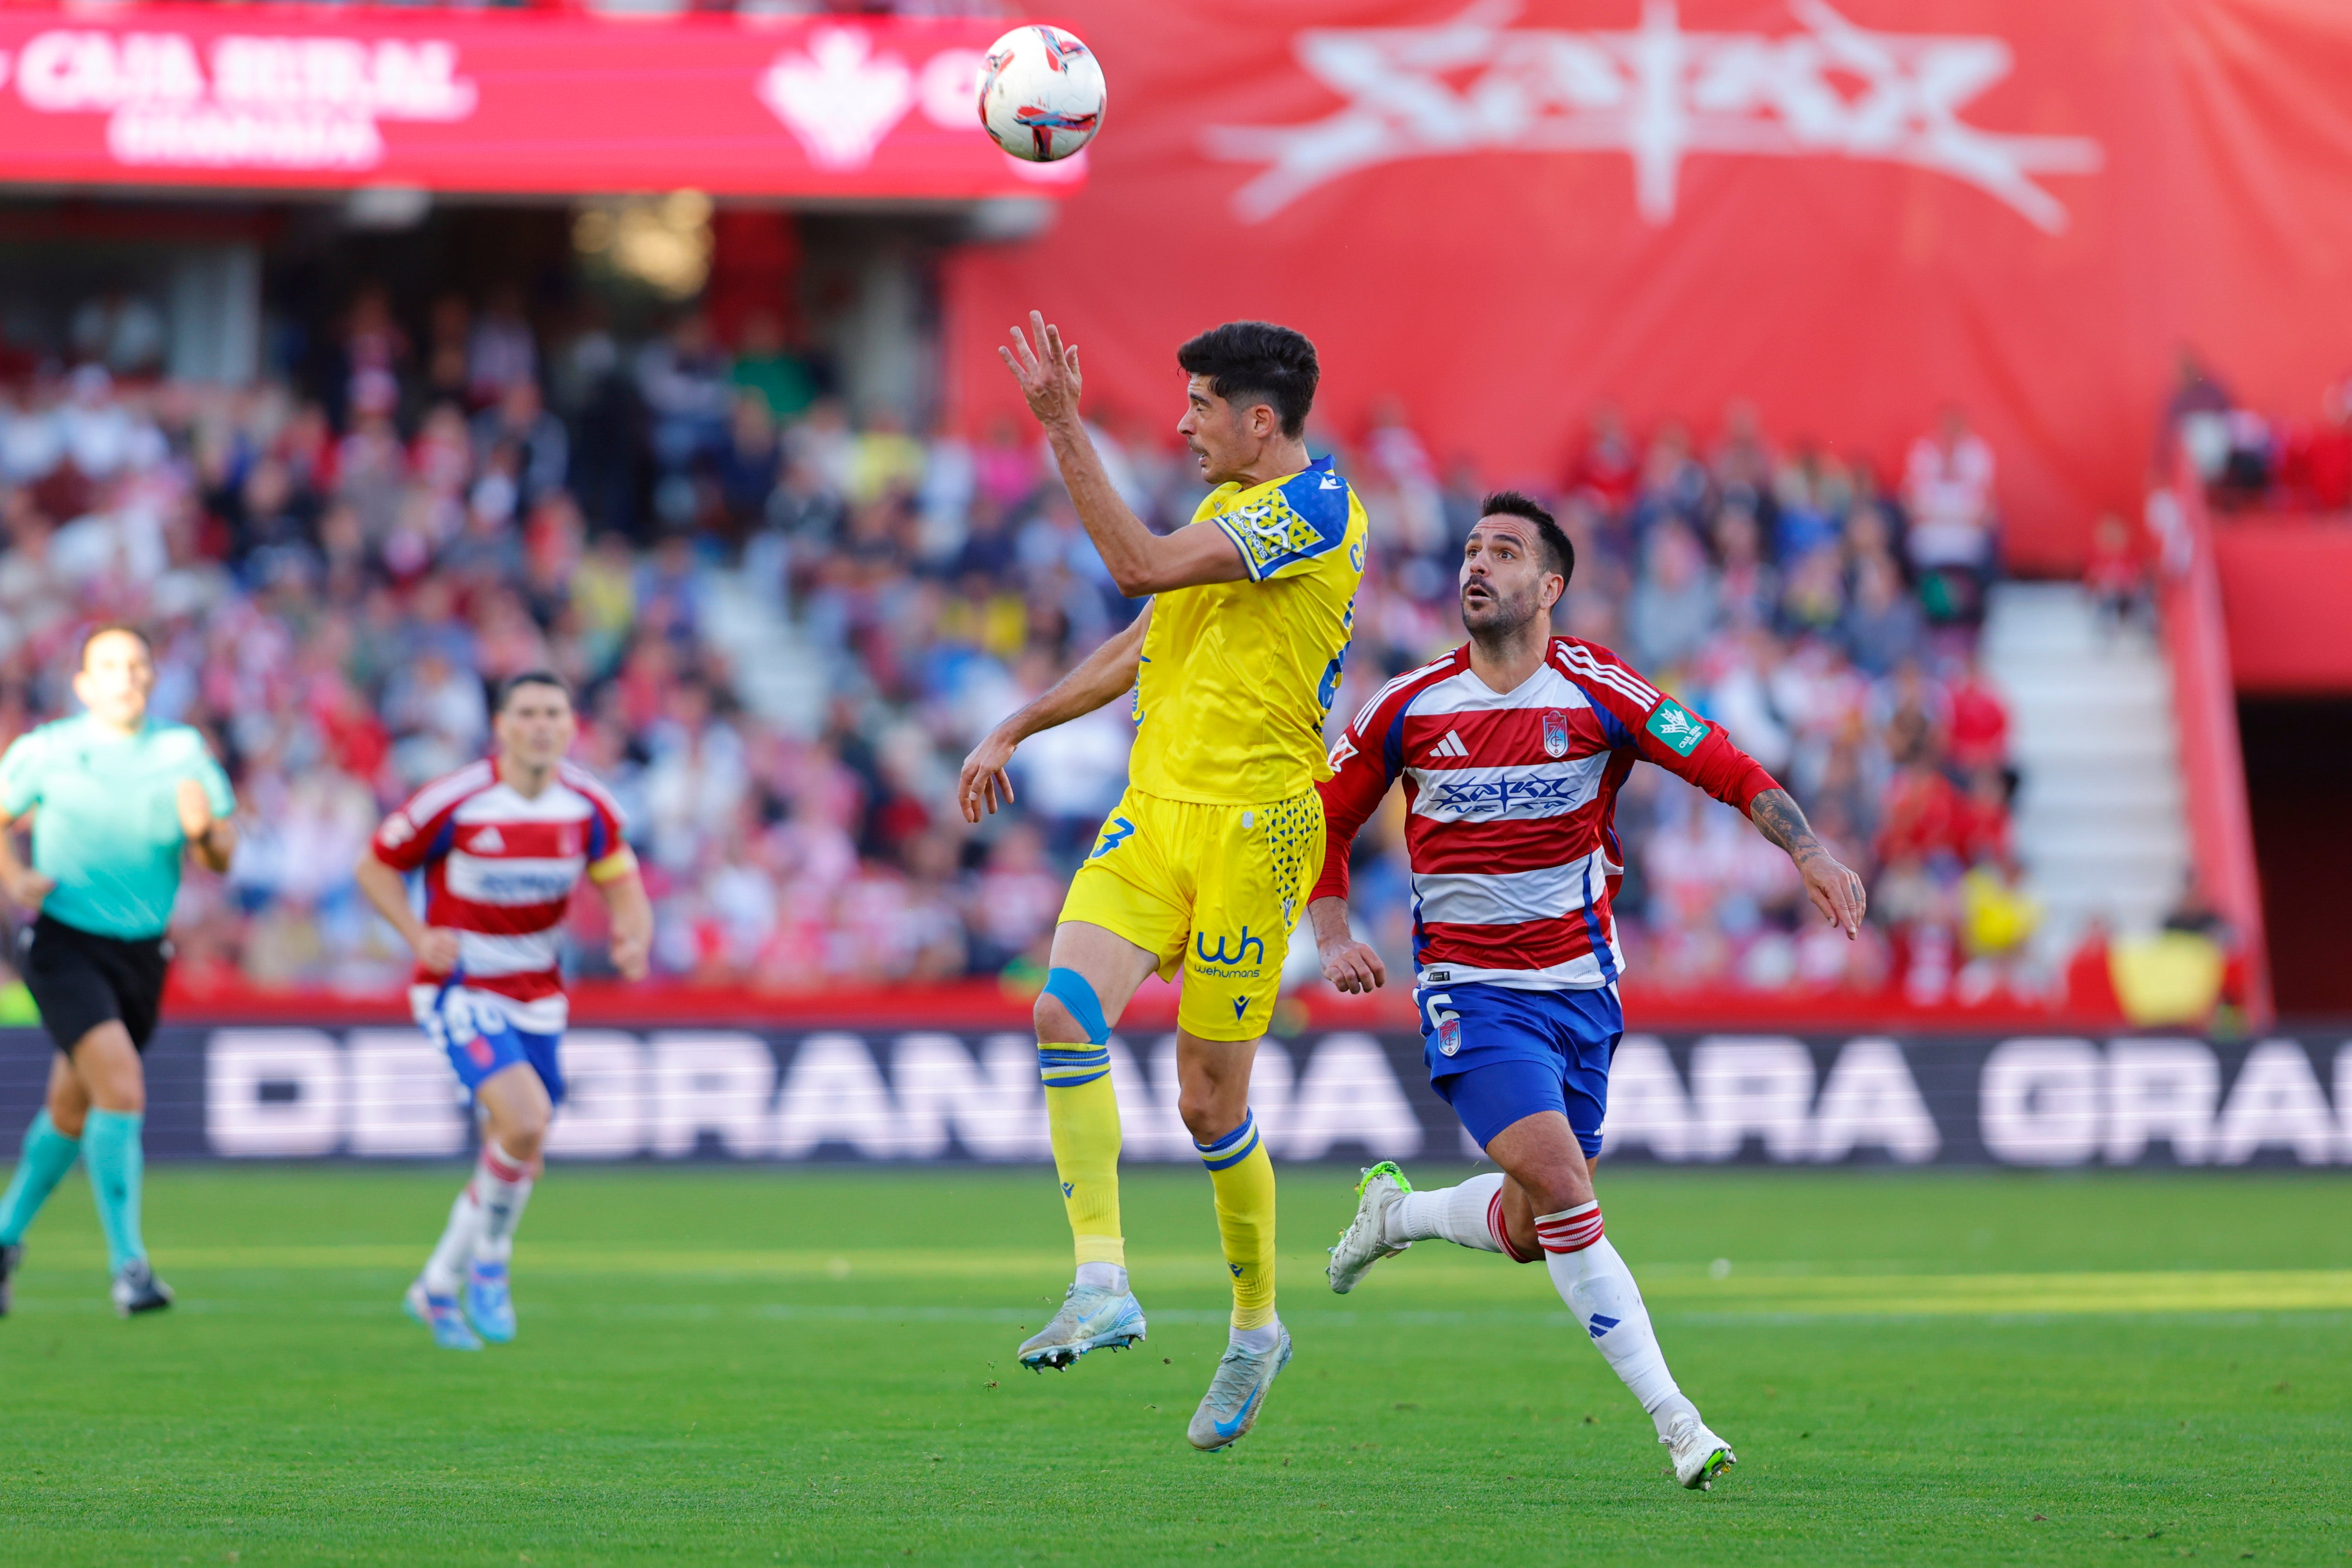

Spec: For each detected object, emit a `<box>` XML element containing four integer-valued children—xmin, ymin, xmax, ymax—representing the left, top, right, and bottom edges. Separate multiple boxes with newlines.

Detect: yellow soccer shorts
<box><xmin>1058</xmin><ymin>786</ymin><xmax>1323</xmax><ymax>1042</ymax></box>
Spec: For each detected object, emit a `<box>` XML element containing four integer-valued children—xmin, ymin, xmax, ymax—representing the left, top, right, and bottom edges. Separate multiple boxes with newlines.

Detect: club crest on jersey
<box><xmin>1541</xmin><ymin>709</ymin><xmax>1570</xmax><ymax>759</ymax></box>
<box><xmin>1436</xmin><ymin>1017</ymin><xmax>1462</xmax><ymax>1057</ymax></box>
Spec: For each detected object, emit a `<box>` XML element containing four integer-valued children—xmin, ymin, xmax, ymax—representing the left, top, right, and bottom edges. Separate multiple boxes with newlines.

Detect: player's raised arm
<box><xmin>1001</xmin><ymin>310</ymin><xmax>1252</xmax><ymax>596</ymax></box>
<box><xmin>1558</xmin><ymin>638</ymin><xmax>1867</xmax><ymax>939</ymax></box>
<box><xmin>958</xmin><ymin>604</ymin><xmax>1151</xmax><ymax>823</ymax></box>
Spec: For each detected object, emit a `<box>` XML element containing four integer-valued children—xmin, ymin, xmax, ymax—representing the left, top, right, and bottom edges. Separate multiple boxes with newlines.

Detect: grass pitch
<box><xmin>1</xmin><ymin>1164</ymin><xmax>2346</xmax><ymax>1566</ymax></box>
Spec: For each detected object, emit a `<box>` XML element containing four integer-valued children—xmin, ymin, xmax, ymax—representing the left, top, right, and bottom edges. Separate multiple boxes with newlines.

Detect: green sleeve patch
<box><xmin>1644</xmin><ymin>697</ymin><xmax>1710</xmax><ymax>756</ymax></box>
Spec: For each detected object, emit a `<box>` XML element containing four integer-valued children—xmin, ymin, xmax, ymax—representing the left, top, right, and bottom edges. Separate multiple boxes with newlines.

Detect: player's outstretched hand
<box><xmin>1000</xmin><ymin>310</ymin><xmax>1082</xmax><ymax>429</ymax></box>
<box><xmin>1319</xmin><ymin>933</ymin><xmax>1386</xmax><ymax>994</ymax></box>
<box><xmin>0</xmin><ymin>863</ymin><xmax>53</xmax><ymax>911</ymax></box>
<box><xmin>1799</xmin><ymin>850</ymin><xmax>1868</xmax><ymax>939</ymax></box>
<box><xmin>957</xmin><ymin>726</ymin><xmax>1019</xmax><ymax>824</ymax></box>
<box><xmin>174</xmin><ymin>778</ymin><xmax>215</xmax><ymax>838</ymax></box>
<box><xmin>414</xmin><ymin>926</ymin><xmax>462</xmax><ymax>975</ymax></box>
<box><xmin>609</xmin><ymin>925</ymin><xmax>650</xmax><ymax>983</ymax></box>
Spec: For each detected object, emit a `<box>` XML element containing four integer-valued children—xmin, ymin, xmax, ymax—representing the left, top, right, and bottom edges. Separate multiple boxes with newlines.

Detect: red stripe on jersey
<box><xmin>1404</xmin><ymin>807</ymin><xmax>1606</xmax><ymax>874</ymax></box>
<box><xmin>1400</xmin><ymin>703</ymin><xmax>1614</xmax><ymax>768</ymax></box>
<box><xmin>418</xmin><ymin>884</ymin><xmax>573</xmax><ymax>936</ymax></box>
<box><xmin>463</xmin><ymin>970</ymin><xmax>566</xmax><ymax>1003</ymax></box>
<box><xmin>1417</xmin><ymin>916</ymin><xmax>1598</xmax><ymax>971</ymax></box>
<box><xmin>445</xmin><ymin>819</ymin><xmax>595</xmax><ymax>860</ymax></box>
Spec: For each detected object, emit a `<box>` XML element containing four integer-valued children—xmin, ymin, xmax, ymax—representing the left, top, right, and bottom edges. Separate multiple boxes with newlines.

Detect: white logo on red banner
<box><xmin>6</xmin><ymin>28</ymin><xmax>476</xmax><ymax>172</ymax></box>
<box><xmin>1203</xmin><ymin>0</ymin><xmax>2103</xmax><ymax>232</ymax></box>
<box><xmin>758</xmin><ymin>27</ymin><xmax>914</xmax><ymax>172</ymax></box>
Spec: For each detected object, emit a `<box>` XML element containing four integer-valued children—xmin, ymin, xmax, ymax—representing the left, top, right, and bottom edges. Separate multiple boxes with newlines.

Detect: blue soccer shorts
<box><xmin>412</xmin><ymin>983</ymin><xmax>567</xmax><ymax>1107</ymax></box>
<box><xmin>1415</xmin><ymin>981</ymin><xmax>1623</xmax><ymax>1155</ymax></box>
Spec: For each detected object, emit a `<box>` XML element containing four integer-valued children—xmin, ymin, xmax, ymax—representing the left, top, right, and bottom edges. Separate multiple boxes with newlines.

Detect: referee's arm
<box><xmin>0</xmin><ymin>807</ymin><xmax>53</xmax><ymax>910</ymax></box>
<box><xmin>175</xmin><ymin>780</ymin><xmax>236</xmax><ymax>874</ymax></box>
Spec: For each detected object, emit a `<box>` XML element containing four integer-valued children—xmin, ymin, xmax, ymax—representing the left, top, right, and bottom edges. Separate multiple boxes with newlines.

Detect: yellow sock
<box><xmin>1039</xmin><ymin>1044</ymin><xmax>1123</xmax><ymax>1267</ymax></box>
<box><xmin>1198</xmin><ymin>1109</ymin><xmax>1276</xmax><ymax>1329</ymax></box>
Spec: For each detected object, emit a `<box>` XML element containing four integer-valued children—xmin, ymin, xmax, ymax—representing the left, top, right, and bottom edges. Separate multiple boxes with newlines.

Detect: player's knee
<box><xmin>1032</xmin><ymin>991</ymin><xmax>1085</xmax><ymax>1046</ymax></box>
<box><xmin>1176</xmin><ymin>1086</ymin><xmax>1244</xmax><ymax>1145</ymax></box>
<box><xmin>1035</xmin><ymin>966</ymin><xmax>1111</xmax><ymax>1046</ymax></box>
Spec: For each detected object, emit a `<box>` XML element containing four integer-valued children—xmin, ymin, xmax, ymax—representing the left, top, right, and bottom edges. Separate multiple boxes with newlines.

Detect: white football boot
<box><xmin>1186</xmin><ymin>1325</ymin><xmax>1293</xmax><ymax>1451</ymax></box>
<box><xmin>1326</xmin><ymin>1161</ymin><xmax>1412</xmax><ymax>1294</ymax></box>
<box><xmin>1663</xmin><ymin>1410</ymin><xmax>1737</xmax><ymax>1490</ymax></box>
<box><xmin>1016</xmin><ymin>1279</ymin><xmax>1146</xmax><ymax>1370</ymax></box>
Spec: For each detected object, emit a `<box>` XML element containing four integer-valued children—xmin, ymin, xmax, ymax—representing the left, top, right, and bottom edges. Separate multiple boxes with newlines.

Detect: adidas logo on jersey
<box><xmin>1426</xmin><ymin>730</ymin><xmax>1470</xmax><ymax>759</ymax></box>
<box><xmin>468</xmin><ymin>826</ymin><xmax>505</xmax><ymax>852</ymax></box>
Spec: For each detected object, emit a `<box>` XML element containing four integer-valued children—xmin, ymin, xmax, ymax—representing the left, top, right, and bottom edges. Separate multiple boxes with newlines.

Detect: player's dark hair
<box><xmin>79</xmin><ymin>622</ymin><xmax>152</xmax><ymax>668</ymax></box>
<box><xmin>496</xmin><ymin>670</ymin><xmax>572</xmax><ymax>713</ymax></box>
<box><xmin>1176</xmin><ymin>321</ymin><xmax>1319</xmax><ymax>439</ymax></box>
<box><xmin>1479</xmin><ymin>491</ymin><xmax>1575</xmax><ymax>585</ymax></box>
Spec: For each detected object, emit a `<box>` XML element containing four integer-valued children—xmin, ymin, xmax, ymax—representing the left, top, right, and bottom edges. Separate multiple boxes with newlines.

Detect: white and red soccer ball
<box><xmin>977</xmin><ymin>24</ymin><xmax>1105</xmax><ymax>163</ymax></box>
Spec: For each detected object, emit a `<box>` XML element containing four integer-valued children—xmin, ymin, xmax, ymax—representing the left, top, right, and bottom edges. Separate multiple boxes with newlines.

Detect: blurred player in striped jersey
<box><xmin>1313</xmin><ymin>492</ymin><xmax>1867</xmax><ymax>1489</ymax></box>
<box><xmin>355</xmin><ymin>672</ymin><xmax>651</xmax><ymax>1351</ymax></box>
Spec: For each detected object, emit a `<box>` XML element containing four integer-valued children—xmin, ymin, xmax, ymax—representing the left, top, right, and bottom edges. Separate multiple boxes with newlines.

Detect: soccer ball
<box><xmin>977</xmin><ymin>25</ymin><xmax>1105</xmax><ymax>163</ymax></box>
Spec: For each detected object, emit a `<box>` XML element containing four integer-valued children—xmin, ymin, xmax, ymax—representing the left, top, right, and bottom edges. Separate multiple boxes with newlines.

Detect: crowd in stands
<box><xmin>0</xmin><ymin>287</ymin><xmax>2045</xmax><ymax>1008</ymax></box>
<box><xmin>2165</xmin><ymin>350</ymin><xmax>2352</xmax><ymax>514</ymax></box>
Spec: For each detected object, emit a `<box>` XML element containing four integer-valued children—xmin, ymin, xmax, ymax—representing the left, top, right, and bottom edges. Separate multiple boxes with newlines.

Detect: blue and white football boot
<box><xmin>1186</xmin><ymin>1324</ymin><xmax>1292</xmax><ymax>1451</ymax></box>
<box><xmin>1016</xmin><ymin>1279</ymin><xmax>1146</xmax><ymax>1370</ymax></box>
<box><xmin>464</xmin><ymin>1259</ymin><xmax>517</xmax><ymax>1344</ymax></box>
<box><xmin>404</xmin><ymin>1276</ymin><xmax>483</xmax><ymax>1351</ymax></box>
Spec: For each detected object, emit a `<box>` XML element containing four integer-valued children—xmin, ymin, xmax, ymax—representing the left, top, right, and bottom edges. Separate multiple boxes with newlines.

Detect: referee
<box><xmin>0</xmin><ymin>626</ymin><xmax>236</xmax><ymax>1317</ymax></box>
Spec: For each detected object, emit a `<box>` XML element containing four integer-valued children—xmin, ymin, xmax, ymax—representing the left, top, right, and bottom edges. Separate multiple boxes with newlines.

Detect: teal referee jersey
<box><xmin>0</xmin><ymin>715</ymin><xmax>236</xmax><ymax>940</ymax></box>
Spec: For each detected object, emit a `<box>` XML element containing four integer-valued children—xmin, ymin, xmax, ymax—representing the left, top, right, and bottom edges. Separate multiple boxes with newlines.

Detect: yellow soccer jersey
<box><xmin>1128</xmin><ymin>454</ymin><xmax>1367</xmax><ymax>806</ymax></box>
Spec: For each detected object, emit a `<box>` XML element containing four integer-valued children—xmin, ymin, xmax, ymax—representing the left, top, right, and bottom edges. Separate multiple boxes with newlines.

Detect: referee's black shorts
<box><xmin>20</xmin><ymin>914</ymin><xmax>169</xmax><ymax>1055</ymax></box>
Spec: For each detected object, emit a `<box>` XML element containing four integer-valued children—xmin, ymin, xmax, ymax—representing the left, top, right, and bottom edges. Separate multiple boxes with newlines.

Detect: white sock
<box><xmin>1228</xmin><ymin>1318</ymin><xmax>1282</xmax><ymax>1355</ymax></box>
<box><xmin>422</xmin><ymin>1180</ymin><xmax>485</xmax><ymax>1296</ymax></box>
<box><xmin>1536</xmin><ymin>1207</ymin><xmax>1691</xmax><ymax>1438</ymax></box>
<box><xmin>1383</xmin><ymin>1172</ymin><xmax>1506</xmax><ymax>1252</ymax></box>
<box><xmin>1075</xmin><ymin>1260</ymin><xmax>1129</xmax><ymax>1294</ymax></box>
<box><xmin>472</xmin><ymin>1141</ymin><xmax>536</xmax><ymax>1265</ymax></box>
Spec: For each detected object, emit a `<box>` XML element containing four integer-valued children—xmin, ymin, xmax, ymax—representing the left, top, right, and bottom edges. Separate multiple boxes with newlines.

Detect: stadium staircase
<box><xmin>1981</xmin><ymin>582</ymin><xmax>2192</xmax><ymax>962</ymax></box>
<box><xmin>705</xmin><ymin>569</ymin><xmax>828</xmax><ymax>736</ymax></box>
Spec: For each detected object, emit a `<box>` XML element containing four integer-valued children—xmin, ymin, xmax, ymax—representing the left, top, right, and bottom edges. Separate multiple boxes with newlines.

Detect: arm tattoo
<box><xmin>1748</xmin><ymin>787</ymin><xmax>1825</xmax><ymax>865</ymax></box>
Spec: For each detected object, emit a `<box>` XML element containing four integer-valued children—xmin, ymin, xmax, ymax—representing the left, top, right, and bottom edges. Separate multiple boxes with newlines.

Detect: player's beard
<box><xmin>1461</xmin><ymin>580</ymin><xmax>1543</xmax><ymax>652</ymax></box>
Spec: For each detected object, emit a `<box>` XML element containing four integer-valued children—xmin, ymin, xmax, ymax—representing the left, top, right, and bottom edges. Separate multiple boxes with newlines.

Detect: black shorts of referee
<box><xmin>19</xmin><ymin>914</ymin><xmax>169</xmax><ymax>1056</ymax></box>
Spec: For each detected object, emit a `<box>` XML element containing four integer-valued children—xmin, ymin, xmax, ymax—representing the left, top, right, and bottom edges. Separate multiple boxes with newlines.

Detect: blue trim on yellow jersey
<box><xmin>1213</xmin><ymin>454</ymin><xmax>1354</xmax><ymax>582</ymax></box>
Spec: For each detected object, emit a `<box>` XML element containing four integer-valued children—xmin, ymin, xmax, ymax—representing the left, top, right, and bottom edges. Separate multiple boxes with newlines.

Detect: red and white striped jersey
<box><xmin>1312</xmin><ymin>636</ymin><xmax>1779</xmax><ymax>991</ymax></box>
<box><xmin>370</xmin><ymin>757</ymin><xmax>636</xmax><ymax>1029</ymax></box>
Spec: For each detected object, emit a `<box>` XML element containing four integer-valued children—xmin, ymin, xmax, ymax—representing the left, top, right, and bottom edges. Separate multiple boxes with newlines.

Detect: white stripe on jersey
<box><xmin>1407</xmin><ymin>754</ymin><xmax>1610</xmax><ymax>824</ymax></box>
<box><xmin>1554</xmin><ymin>642</ymin><xmax>1659</xmax><ymax>708</ymax></box>
<box><xmin>404</xmin><ymin>759</ymin><xmax>496</xmax><ymax>828</ymax></box>
<box><xmin>1419</xmin><ymin>954</ymin><xmax>1613</xmax><ymax>990</ymax></box>
<box><xmin>457</xmin><ymin>927</ymin><xmax>564</xmax><ymax>978</ymax></box>
<box><xmin>1405</xmin><ymin>663</ymin><xmax>1589</xmax><ymax>718</ymax></box>
<box><xmin>445</xmin><ymin>852</ymin><xmax>590</xmax><ymax>907</ymax></box>
<box><xmin>1411</xmin><ymin>852</ymin><xmax>1601</xmax><ymax>927</ymax></box>
<box><xmin>1351</xmin><ymin>654</ymin><xmax>1456</xmax><ymax>734</ymax></box>
<box><xmin>451</xmin><ymin>784</ymin><xmax>600</xmax><ymax>825</ymax></box>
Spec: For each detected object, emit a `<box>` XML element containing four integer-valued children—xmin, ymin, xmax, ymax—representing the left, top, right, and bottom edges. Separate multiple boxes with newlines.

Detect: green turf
<box><xmin>2</xmin><ymin>1164</ymin><xmax>2347</xmax><ymax>1566</ymax></box>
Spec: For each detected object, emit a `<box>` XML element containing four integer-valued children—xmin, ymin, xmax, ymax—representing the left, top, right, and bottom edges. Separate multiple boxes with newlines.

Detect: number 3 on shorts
<box><xmin>1090</xmin><ymin>815</ymin><xmax>1136</xmax><ymax>859</ymax></box>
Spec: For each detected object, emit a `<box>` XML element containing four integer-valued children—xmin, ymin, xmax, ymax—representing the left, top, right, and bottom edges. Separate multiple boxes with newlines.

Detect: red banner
<box><xmin>946</xmin><ymin>1</ymin><xmax>2352</xmax><ymax>571</ymax></box>
<box><xmin>0</xmin><ymin>6</ymin><xmax>1082</xmax><ymax>200</ymax></box>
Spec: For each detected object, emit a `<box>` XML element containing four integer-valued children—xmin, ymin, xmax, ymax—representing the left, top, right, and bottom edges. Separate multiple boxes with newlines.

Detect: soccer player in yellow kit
<box><xmin>960</xmin><ymin>313</ymin><xmax>1363</xmax><ymax>1449</ymax></box>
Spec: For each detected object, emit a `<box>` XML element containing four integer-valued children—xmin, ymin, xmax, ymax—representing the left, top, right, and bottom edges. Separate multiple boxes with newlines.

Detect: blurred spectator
<box><xmin>1902</xmin><ymin>407</ymin><xmax>1996</xmax><ymax>623</ymax></box>
<box><xmin>2082</xmin><ymin>511</ymin><xmax>2149</xmax><ymax>630</ymax></box>
<box><xmin>730</xmin><ymin>308</ymin><xmax>817</xmax><ymax>423</ymax></box>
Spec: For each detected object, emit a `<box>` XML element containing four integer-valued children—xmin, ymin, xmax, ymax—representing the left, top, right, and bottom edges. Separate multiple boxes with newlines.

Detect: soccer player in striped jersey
<box><xmin>355</xmin><ymin>672</ymin><xmax>651</xmax><ymax>1351</ymax></box>
<box><xmin>1313</xmin><ymin>492</ymin><xmax>1867</xmax><ymax>1490</ymax></box>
